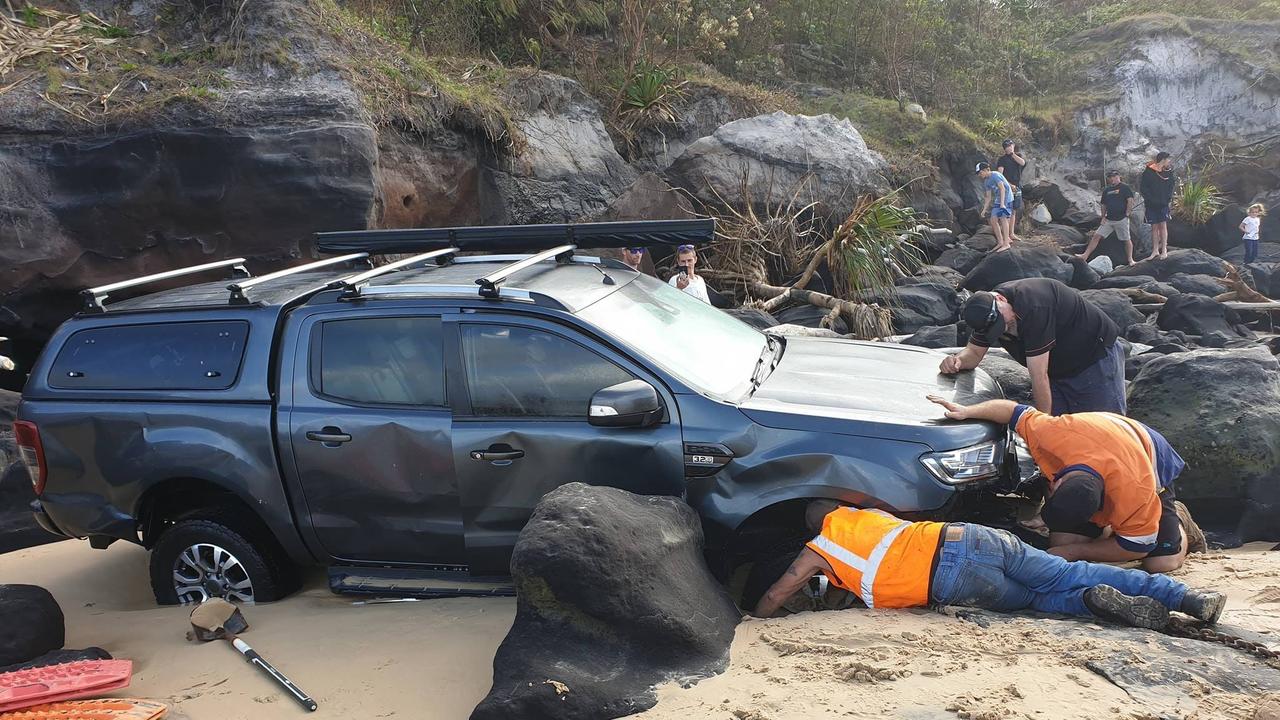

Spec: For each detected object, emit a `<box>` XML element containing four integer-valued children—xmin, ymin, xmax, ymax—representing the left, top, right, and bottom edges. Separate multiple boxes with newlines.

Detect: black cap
<box><xmin>961</xmin><ymin>291</ymin><xmax>1004</xmax><ymax>344</ymax></box>
<box><xmin>975</xmin><ymin>161</ymin><xmax>991</xmax><ymax>173</ymax></box>
<box><xmin>1106</xmin><ymin>169</ymin><xmax>1121</xmax><ymax>178</ymax></box>
<box><xmin>1041</xmin><ymin>471</ymin><xmax>1105</xmax><ymax>530</ymax></box>
<box><xmin>1002</xmin><ymin>138</ymin><xmax>1015</xmax><ymax>147</ymax></box>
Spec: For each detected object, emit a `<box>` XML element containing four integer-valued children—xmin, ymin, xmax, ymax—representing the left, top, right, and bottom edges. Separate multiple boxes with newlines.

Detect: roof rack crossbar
<box><xmin>475</xmin><ymin>244</ymin><xmax>575</xmax><ymax>299</ymax></box>
<box><xmin>335</xmin><ymin>247</ymin><xmax>459</xmax><ymax>294</ymax></box>
<box><xmin>228</xmin><ymin>252</ymin><xmax>369</xmax><ymax>304</ymax></box>
<box><xmin>82</xmin><ymin>258</ymin><xmax>249</xmax><ymax>312</ymax></box>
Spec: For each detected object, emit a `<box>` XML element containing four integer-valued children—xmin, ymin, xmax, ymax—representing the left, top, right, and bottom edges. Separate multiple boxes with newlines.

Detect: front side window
<box><xmin>50</xmin><ymin>321</ymin><xmax>249</xmax><ymax>390</ymax></box>
<box><xmin>461</xmin><ymin>325</ymin><xmax>632</xmax><ymax>417</ymax></box>
<box><xmin>317</xmin><ymin>316</ymin><xmax>445</xmax><ymax>406</ymax></box>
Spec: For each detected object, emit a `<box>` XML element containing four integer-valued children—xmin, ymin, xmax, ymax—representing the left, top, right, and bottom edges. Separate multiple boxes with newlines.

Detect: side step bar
<box><xmin>328</xmin><ymin>566</ymin><xmax>515</xmax><ymax>599</ymax></box>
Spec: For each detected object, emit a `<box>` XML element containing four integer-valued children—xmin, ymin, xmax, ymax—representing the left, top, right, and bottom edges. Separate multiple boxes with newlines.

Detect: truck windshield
<box><xmin>578</xmin><ymin>275</ymin><xmax>767</xmax><ymax>398</ymax></box>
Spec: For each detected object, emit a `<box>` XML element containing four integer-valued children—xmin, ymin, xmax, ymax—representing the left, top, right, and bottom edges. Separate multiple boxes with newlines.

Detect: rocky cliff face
<box><xmin>1032</xmin><ymin>18</ymin><xmax>1280</xmax><ymax>219</ymax></box>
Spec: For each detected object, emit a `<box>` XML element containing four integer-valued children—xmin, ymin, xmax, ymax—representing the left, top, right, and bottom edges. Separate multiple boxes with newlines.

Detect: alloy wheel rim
<box><xmin>172</xmin><ymin>542</ymin><xmax>255</xmax><ymax>604</ymax></box>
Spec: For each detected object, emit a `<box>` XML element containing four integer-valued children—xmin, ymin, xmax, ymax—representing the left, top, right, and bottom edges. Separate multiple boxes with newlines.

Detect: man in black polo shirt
<box><xmin>939</xmin><ymin>278</ymin><xmax>1124</xmax><ymax>415</ymax></box>
<box><xmin>995</xmin><ymin>139</ymin><xmax>1026</xmax><ymax>241</ymax></box>
<box><xmin>1078</xmin><ymin>170</ymin><xmax>1136</xmax><ymax>266</ymax></box>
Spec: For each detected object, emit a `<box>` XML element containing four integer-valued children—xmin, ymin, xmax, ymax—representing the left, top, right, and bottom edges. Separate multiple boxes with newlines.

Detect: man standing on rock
<box><xmin>751</xmin><ymin>500</ymin><xmax>1223</xmax><ymax>627</ymax></box>
<box><xmin>926</xmin><ymin>396</ymin><xmax>1191</xmax><ymax>573</ymax></box>
<box><xmin>939</xmin><ymin>278</ymin><xmax>1123</xmax><ymax>415</ymax></box>
<box><xmin>668</xmin><ymin>244</ymin><xmax>711</xmax><ymax>303</ymax></box>
<box><xmin>1078</xmin><ymin>170</ymin><xmax>1136</xmax><ymax>266</ymax></box>
<box><xmin>977</xmin><ymin>162</ymin><xmax>1015</xmax><ymax>252</ymax></box>
<box><xmin>995</xmin><ymin>140</ymin><xmax>1026</xmax><ymax>241</ymax></box>
<box><xmin>1140</xmin><ymin>151</ymin><xmax>1175</xmax><ymax>261</ymax></box>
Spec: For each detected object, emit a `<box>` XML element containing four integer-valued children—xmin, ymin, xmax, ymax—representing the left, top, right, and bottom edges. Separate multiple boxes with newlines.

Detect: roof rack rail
<box><xmin>227</xmin><ymin>252</ymin><xmax>369</xmax><ymax>304</ymax></box>
<box><xmin>82</xmin><ymin>258</ymin><xmax>249</xmax><ymax>312</ymax></box>
<box><xmin>476</xmin><ymin>245</ymin><xmax>575</xmax><ymax>299</ymax></box>
<box><xmin>313</xmin><ymin>219</ymin><xmax>714</xmax><ymax>255</ymax></box>
<box><xmin>333</xmin><ymin>247</ymin><xmax>458</xmax><ymax>296</ymax></box>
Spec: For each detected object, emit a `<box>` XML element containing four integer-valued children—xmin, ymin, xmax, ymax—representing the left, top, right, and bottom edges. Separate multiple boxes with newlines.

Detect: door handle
<box><xmin>306</xmin><ymin>427</ymin><xmax>352</xmax><ymax>445</ymax></box>
<box><xmin>470</xmin><ymin>448</ymin><xmax>525</xmax><ymax>462</ymax></box>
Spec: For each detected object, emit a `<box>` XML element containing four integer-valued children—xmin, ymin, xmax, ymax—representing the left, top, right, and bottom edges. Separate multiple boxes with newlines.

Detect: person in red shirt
<box><xmin>927</xmin><ymin>396</ymin><xmax>1188</xmax><ymax>573</ymax></box>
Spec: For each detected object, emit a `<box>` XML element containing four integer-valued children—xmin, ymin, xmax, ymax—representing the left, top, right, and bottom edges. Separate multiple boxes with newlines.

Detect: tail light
<box><xmin>13</xmin><ymin>420</ymin><xmax>48</xmax><ymax>495</ymax></box>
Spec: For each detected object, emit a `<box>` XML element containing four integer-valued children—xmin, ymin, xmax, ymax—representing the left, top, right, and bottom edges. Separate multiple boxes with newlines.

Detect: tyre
<box><xmin>739</xmin><ymin>550</ymin><xmax>804</xmax><ymax>612</ymax></box>
<box><xmin>148</xmin><ymin>514</ymin><xmax>298</xmax><ymax>605</ymax></box>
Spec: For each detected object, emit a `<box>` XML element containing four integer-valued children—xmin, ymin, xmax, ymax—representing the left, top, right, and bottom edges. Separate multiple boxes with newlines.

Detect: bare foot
<box><xmin>1127</xmin><ymin>258</ymin><xmax>1136</xmax><ymax>265</ymax></box>
<box><xmin>1143</xmin><ymin>254</ymin><xmax>1158</xmax><ymax>262</ymax></box>
<box><xmin>1075</xmin><ymin>253</ymin><xmax>1088</xmax><ymax>260</ymax></box>
<box><xmin>995</xmin><ymin>245</ymin><xmax>1012</xmax><ymax>253</ymax></box>
<box><xmin>1159</xmin><ymin>252</ymin><xmax>1169</xmax><ymax>260</ymax></box>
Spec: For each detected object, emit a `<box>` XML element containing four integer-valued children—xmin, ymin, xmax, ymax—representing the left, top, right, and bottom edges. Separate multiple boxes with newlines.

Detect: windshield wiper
<box><xmin>748</xmin><ymin>333</ymin><xmax>785</xmax><ymax>394</ymax></box>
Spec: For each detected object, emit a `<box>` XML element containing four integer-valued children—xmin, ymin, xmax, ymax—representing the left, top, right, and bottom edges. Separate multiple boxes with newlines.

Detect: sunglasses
<box><xmin>676</xmin><ymin>244</ymin><xmax>695</xmax><ymax>253</ymax></box>
<box><xmin>624</xmin><ymin>247</ymin><xmax>645</xmax><ymax>254</ymax></box>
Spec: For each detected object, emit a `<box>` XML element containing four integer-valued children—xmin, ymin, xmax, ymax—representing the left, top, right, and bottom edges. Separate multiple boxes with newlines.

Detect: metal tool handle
<box><xmin>232</xmin><ymin>637</ymin><xmax>318</xmax><ymax>712</ymax></box>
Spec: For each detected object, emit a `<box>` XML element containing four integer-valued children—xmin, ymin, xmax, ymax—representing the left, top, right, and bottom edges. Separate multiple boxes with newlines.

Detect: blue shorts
<box><xmin>1144</xmin><ymin>203</ymin><xmax>1171</xmax><ymax>224</ymax></box>
<box><xmin>1048</xmin><ymin>340</ymin><xmax>1126</xmax><ymax>415</ymax></box>
<box><xmin>992</xmin><ymin>206</ymin><xmax>1013</xmax><ymax>219</ymax></box>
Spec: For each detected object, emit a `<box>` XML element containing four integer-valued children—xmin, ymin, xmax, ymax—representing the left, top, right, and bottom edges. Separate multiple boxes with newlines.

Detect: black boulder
<box><xmin>471</xmin><ymin>483</ymin><xmax>740</xmax><ymax>720</ymax></box>
<box><xmin>0</xmin><ymin>585</ymin><xmax>64</xmax><ymax>667</ymax></box>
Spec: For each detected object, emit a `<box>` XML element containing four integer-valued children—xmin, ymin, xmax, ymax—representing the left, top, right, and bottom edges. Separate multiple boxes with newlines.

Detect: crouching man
<box><xmin>752</xmin><ymin>501</ymin><xmax>1224</xmax><ymax>629</ymax></box>
<box><xmin>927</xmin><ymin>396</ymin><xmax>1189</xmax><ymax>572</ymax></box>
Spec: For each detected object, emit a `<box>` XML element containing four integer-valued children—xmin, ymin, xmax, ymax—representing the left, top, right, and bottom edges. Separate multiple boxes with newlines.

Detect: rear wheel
<box><xmin>149</xmin><ymin>516</ymin><xmax>297</xmax><ymax>605</ymax></box>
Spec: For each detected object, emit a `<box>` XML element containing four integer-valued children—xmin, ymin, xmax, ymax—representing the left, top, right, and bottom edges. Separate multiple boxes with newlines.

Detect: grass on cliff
<box><xmin>310</xmin><ymin>0</ymin><xmax>522</xmax><ymax>148</ymax></box>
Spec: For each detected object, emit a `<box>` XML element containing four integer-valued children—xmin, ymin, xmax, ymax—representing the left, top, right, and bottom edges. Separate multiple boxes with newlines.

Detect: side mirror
<box><xmin>588</xmin><ymin>379</ymin><xmax>663</xmax><ymax>428</ymax></box>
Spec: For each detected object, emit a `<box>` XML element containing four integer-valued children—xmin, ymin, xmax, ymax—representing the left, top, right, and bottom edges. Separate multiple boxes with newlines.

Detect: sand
<box><xmin>3</xmin><ymin>540</ymin><xmax>1279</xmax><ymax>720</ymax></box>
<box><xmin>0</xmin><ymin>541</ymin><xmax>514</xmax><ymax>719</ymax></box>
<box><xmin>639</xmin><ymin>543</ymin><xmax>1280</xmax><ymax>720</ymax></box>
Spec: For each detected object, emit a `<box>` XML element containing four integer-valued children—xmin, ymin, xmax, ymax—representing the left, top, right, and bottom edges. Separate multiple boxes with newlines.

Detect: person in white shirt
<box><xmin>668</xmin><ymin>244</ymin><xmax>711</xmax><ymax>303</ymax></box>
<box><xmin>1240</xmin><ymin>203</ymin><xmax>1266</xmax><ymax>264</ymax></box>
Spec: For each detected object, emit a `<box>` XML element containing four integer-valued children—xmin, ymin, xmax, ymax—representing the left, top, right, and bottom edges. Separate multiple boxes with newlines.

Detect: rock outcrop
<box><xmin>665</xmin><ymin>112</ymin><xmax>886</xmax><ymax>215</ymax></box>
<box><xmin>1156</xmin><ymin>294</ymin><xmax>1252</xmax><ymax>338</ymax></box>
<box><xmin>487</xmin><ymin>74</ymin><xmax>637</xmax><ymax>224</ymax></box>
<box><xmin>960</xmin><ymin>245</ymin><xmax>1072</xmax><ymax>291</ymax></box>
<box><xmin>472</xmin><ymin>483</ymin><xmax>739</xmax><ymax>720</ymax></box>
<box><xmin>1128</xmin><ymin>347</ymin><xmax>1280</xmax><ymax>541</ymax></box>
<box><xmin>1081</xmin><ymin>289</ymin><xmax>1145</xmax><ymax>334</ymax></box>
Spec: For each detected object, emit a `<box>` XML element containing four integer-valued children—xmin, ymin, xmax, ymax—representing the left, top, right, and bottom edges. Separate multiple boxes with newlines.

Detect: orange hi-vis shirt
<box><xmin>805</xmin><ymin>507</ymin><xmax>944</xmax><ymax>609</ymax></box>
<box><xmin>1012</xmin><ymin>405</ymin><xmax>1182</xmax><ymax>552</ymax></box>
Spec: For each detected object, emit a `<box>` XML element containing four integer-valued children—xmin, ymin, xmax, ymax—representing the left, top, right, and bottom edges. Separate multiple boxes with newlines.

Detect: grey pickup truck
<box><xmin>14</xmin><ymin>220</ymin><xmax>1014</xmax><ymax>605</ymax></box>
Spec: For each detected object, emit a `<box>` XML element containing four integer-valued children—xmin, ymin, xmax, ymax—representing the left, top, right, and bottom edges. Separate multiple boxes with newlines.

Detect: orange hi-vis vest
<box><xmin>805</xmin><ymin>508</ymin><xmax>945</xmax><ymax>609</ymax></box>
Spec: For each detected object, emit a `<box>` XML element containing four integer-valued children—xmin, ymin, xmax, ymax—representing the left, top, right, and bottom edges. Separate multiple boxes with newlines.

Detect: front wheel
<box><xmin>148</xmin><ymin>517</ymin><xmax>295</xmax><ymax>605</ymax></box>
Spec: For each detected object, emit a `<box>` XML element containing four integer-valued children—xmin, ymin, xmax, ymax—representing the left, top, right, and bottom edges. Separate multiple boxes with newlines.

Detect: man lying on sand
<box><xmin>927</xmin><ymin>396</ymin><xmax>1189</xmax><ymax>573</ymax></box>
<box><xmin>751</xmin><ymin>501</ymin><xmax>1225</xmax><ymax>630</ymax></box>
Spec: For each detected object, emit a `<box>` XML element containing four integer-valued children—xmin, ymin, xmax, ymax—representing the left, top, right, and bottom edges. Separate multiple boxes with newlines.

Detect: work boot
<box><xmin>1175</xmin><ymin>501</ymin><xmax>1207</xmax><ymax>554</ymax></box>
<box><xmin>1084</xmin><ymin>585</ymin><xmax>1170</xmax><ymax>630</ymax></box>
<box><xmin>1180</xmin><ymin>589</ymin><xmax>1226</xmax><ymax>624</ymax></box>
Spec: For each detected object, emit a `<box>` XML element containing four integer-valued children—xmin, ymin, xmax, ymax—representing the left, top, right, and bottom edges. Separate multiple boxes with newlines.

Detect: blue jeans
<box><xmin>1245</xmin><ymin>238</ymin><xmax>1259</xmax><ymax>264</ymax></box>
<box><xmin>1049</xmin><ymin>340</ymin><xmax>1126</xmax><ymax>415</ymax></box>
<box><xmin>930</xmin><ymin>524</ymin><xmax>1188</xmax><ymax>617</ymax></box>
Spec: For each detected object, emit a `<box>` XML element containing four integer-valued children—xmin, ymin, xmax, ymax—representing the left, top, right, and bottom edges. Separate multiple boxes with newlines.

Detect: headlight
<box><xmin>921</xmin><ymin>441</ymin><xmax>1003</xmax><ymax>484</ymax></box>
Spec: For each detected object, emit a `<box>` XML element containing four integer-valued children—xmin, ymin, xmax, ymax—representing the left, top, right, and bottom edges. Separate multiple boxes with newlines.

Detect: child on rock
<box><xmin>1241</xmin><ymin>203</ymin><xmax>1266</xmax><ymax>264</ymax></box>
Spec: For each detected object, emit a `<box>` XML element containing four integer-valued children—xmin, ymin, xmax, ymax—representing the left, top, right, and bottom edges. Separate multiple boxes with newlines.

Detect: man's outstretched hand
<box><xmin>927</xmin><ymin>394</ymin><xmax>971</xmax><ymax>420</ymax></box>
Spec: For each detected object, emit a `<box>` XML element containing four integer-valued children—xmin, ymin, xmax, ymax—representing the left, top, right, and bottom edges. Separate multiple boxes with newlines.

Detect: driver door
<box><xmin>445</xmin><ymin>314</ymin><xmax>684</xmax><ymax>576</ymax></box>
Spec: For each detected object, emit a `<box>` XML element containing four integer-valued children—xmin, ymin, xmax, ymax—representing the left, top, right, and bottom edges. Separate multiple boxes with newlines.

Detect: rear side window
<box><xmin>50</xmin><ymin>321</ymin><xmax>249</xmax><ymax>390</ymax></box>
<box><xmin>316</xmin><ymin>317</ymin><xmax>445</xmax><ymax>406</ymax></box>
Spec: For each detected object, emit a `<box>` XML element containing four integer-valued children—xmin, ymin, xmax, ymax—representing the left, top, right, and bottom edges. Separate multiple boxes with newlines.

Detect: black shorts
<box><xmin>1046</xmin><ymin>487</ymin><xmax>1183</xmax><ymax>558</ymax></box>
